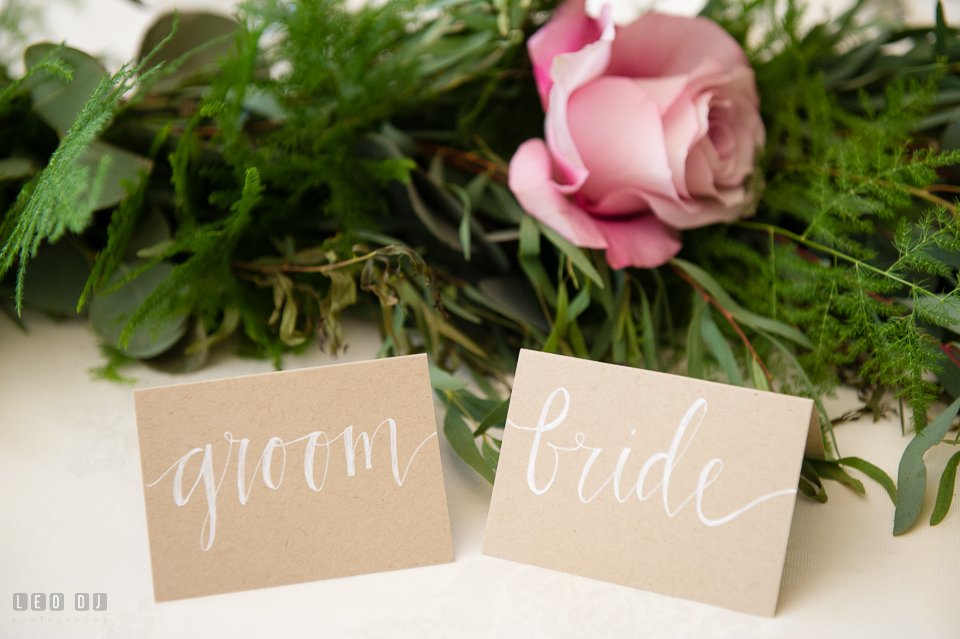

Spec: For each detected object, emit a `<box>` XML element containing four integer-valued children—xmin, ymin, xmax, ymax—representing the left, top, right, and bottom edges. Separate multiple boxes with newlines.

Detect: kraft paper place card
<box><xmin>134</xmin><ymin>354</ymin><xmax>454</xmax><ymax>602</ymax></box>
<box><xmin>483</xmin><ymin>350</ymin><xmax>821</xmax><ymax>617</ymax></box>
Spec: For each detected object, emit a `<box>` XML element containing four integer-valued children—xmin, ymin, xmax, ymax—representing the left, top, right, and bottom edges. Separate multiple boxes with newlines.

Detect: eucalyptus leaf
<box><xmin>405</xmin><ymin>177</ymin><xmax>463</xmax><ymax>251</ymax></box>
<box><xmin>443</xmin><ymin>402</ymin><xmax>495</xmax><ymax>484</ymax></box>
<box><xmin>837</xmin><ymin>456</ymin><xmax>898</xmax><ymax>505</ymax></box>
<box><xmin>429</xmin><ymin>365</ymin><xmax>468</xmax><ymax>391</ymax></box>
<box><xmin>758</xmin><ymin>329</ymin><xmax>837</xmax><ymax>457</ymax></box>
<box><xmin>931</xmin><ymin>450</ymin><xmax>960</xmax><ymax>525</ymax></box>
<box><xmin>379</xmin><ymin>122</ymin><xmax>418</xmax><ymax>157</ymax></box>
<box><xmin>243</xmin><ymin>87</ymin><xmax>286</xmax><ymax>120</ymax></box>
<box><xmin>917</xmin><ymin>104</ymin><xmax>960</xmax><ymax>131</ymax></box>
<box><xmin>88</xmin><ymin>261</ymin><xmax>188</xmax><ymax>359</ymax></box>
<box><xmin>538</xmin><ymin>222</ymin><xmax>604</xmax><ymax>289</ymax></box>
<box><xmin>415</xmin><ymin>31</ymin><xmax>493</xmax><ymax>75</ymax></box>
<box><xmin>184</xmin><ymin>306</ymin><xmax>240</xmax><ymax>355</ymax></box>
<box><xmin>543</xmin><ymin>283</ymin><xmax>569</xmax><ymax>354</ymax></box>
<box><xmin>936</xmin><ymin>1</ymin><xmax>949</xmax><ymax>58</ymax></box>
<box><xmin>450</xmin><ymin>183</ymin><xmax>472</xmax><ymax>261</ymax></box>
<box><xmin>136</xmin><ymin>239</ymin><xmax>177</xmax><ymax>259</ymax></box>
<box><xmin>567</xmin><ymin>282</ymin><xmax>591</xmax><ymax>321</ymax></box>
<box><xmin>144</xmin><ymin>317</ymin><xmax>209</xmax><ymax>374</ymax></box>
<box><xmin>138</xmin><ymin>11</ymin><xmax>238</xmax><ymax>90</ymax></box>
<box><xmin>20</xmin><ymin>239</ymin><xmax>90</xmax><ymax>316</ymax></box>
<box><xmin>799</xmin><ymin>476</ymin><xmax>828</xmax><ymax>502</ymax></box>
<box><xmin>519</xmin><ymin>255</ymin><xmax>558</xmax><ymax>308</ymax></box>
<box><xmin>894</xmin><ymin>395</ymin><xmax>960</xmax><ymax>535</ymax></box>
<box><xmin>465</xmin><ymin>172</ymin><xmax>488</xmax><ymax>205</ymax></box>
<box><xmin>750</xmin><ymin>358</ymin><xmax>770</xmax><ymax>391</ymax></box>
<box><xmin>456</xmin><ymin>391</ymin><xmax>500</xmax><ymax>423</ymax></box>
<box><xmin>25</xmin><ymin>43</ymin><xmax>106</xmax><ymax>134</ymax></box>
<box><xmin>473</xmin><ymin>278</ymin><xmax>550</xmax><ymax>333</ymax></box>
<box><xmin>482</xmin><ymin>437</ymin><xmax>500</xmax><ymax>470</ymax></box>
<box><xmin>475</xmin><ymin>397</ymin><xmax>509</xmax><ymax>437</ymax></box>
<box><xmin>418</xmin><ymin>172</ymin><xmax>508</xmax><ymax>271</ymax></box>
<box><xmin>821</xmin><ymin>30</ymin><xmax>889</xmax><ymax>86</ymax></box>
<box><xmin>701</xmin><ymin>308</ymin><xmax>744</xmax><ymax>386</ymax></box>
<box><xmin>78</xmin><ymin>140</ymin><xmax>152</xmax><ymax>211</ymax></box>
<box><xmin>807</xmin><ymin>458</ymin><xmax>866</xmax><ymax>495</ymax></box>
<box><xmin>518</xmin><ymin>216</ymin><xmax>558</xmax><ymax>307</ymax></box>
<box><xmin>440</xmin><ymin>289</ymin><xmax>482</xmax><ymax>324</ymax></box>
<box><xmin>518</xmin><ymin>215</ymin><xmax>539</xmax><ymax>257</ymax></box>
<box><xmin>486</xmin><ymin>183</ymin><xmax>525</xmax><ymax>224</ymax></box>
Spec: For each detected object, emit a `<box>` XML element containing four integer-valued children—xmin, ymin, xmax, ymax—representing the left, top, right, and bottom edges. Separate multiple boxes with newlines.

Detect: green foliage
<box><xmin>5</xmin><ymin>0</ymin><xmax>960</xmax><ymax>533</ymax></box>
<box><xmin>0</xmin><ymin>67</ymin><xmax>119</xmax><ymax>313</ymax></box>
<box><xmin>0</xmin><ymin>31</ymin><xmax>169</xmax><ymax>313</ymax></box>
<box><xmin>931</xmin><ymin>449</ymin><xmax>959</xmax><ymax>525</ymax></box>
<box><xmin>692</xmin><ymin>0</ymin><xmax>960</xmax><ymax>526</ymax></box>
<box><xmin>895</xmin><ymin>396</ymin><xmax>960</xmax><ymax>533</ymax></box>
<box><xmin>693</xmin><ymin>0</ymin><xmax>960</xmax><ymax>433</ymax></box>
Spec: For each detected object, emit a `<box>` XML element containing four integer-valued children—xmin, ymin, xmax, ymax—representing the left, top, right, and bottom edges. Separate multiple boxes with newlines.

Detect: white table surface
<box><xmin>2</xmin><ymin>312</ymin><xmax>958</xmax><ymax>638</ymax></box>
<box><xmin>2</xmin><ymin>0</ymin><xmax>960</xmax><ymax>637</ymax></box>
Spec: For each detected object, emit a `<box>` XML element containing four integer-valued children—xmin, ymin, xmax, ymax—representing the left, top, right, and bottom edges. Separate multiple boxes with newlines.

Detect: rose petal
<box><xmin>593</xmin><ymin>213</ymin><xmax>682</xmax><ymax>269</ymax></box>
<box><xmin>543</xmin><ymin>4</ymin><xmax>615</xmax><ymax>192</ymax></box>
<box><xmin>659</xmin><ymin>88</ymin><xmax>712</xmax><ymax>198</ymax></box>
<box><xmin>578</xmin><ymin>188</ymin><xmax>649</xmax><ymax>216</ymax></box>
<box><xmin>508</xmin><ymin>139</ymin><xmax>608</xmax><ymax>249</ymax></box>
<box><xmin>713</xmin><ymin>184</ymin><xmax>749</xmax><ymax>208</ymax></box>
<box><xmin>688</xmin><ymin>137</ymin><xmax>751</xmax><ymax>207</ymax></box>
<box><xmin>566</xmin><ymin>76</ymin><xmax>677</xmax><ymax>207</ymax></box>
<box><xmin>685</xmin><ymin>142</ymin><xmax>718</xmax><ymax>199</ymax></box>
<box><xmin>625</xmin><ymin>75</ymin><xmax>690</xmax><ymax>112</ymax></box>
<box><xmin>608</xmin><ymin>12</ymin><xmax>749</xmax><ymax>79</ymax></box>
<box><xmin>631</xmin><ymin>57</ymin><xmax>726</xmax><ymax>113</ymax></box>
<box><xmin>528</xmin><ymin>0</ymin><xmax>603</xmax><ymax>108</ymax></box>
<box><xmin>646</xmin><ymin>191</ymin><xmax>749</xmax><ymax>229</ymax></box>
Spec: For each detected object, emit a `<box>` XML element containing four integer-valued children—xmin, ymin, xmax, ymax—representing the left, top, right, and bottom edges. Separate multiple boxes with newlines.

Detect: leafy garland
<box><xmin>2</xmin><ymin>0</ymin><xmax>960</xmax><ymax>535</ymax></box>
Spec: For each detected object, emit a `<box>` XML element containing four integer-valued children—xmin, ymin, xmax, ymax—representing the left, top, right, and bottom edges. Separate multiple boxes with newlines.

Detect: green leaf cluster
<box><xmin>4</xmin><ymin>0</ymin><xmax>960</xmax><ymax>532</ymax></box>
<box><xmin>696</xmin><ymin>0</ymin><xmax>960</xmax><ymax>528</ymax></box>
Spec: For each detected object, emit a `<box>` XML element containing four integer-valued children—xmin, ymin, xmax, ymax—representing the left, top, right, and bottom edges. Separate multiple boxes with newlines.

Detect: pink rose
<box><xmin>508</xmin><ymin>0</ymin><xmax>765</xmax><ymax>269</ymax></box>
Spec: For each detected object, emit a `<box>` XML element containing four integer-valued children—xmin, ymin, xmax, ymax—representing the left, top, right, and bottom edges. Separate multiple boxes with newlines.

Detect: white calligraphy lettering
<box><xmin>507</xmin><ymin>389</ymin><xmax>796</xmax><ymax>527</ymax></box>
<box><xmin>146</xmin><ymin>419</ymin><xmax>436</xmax><ymax>550</ymax></box>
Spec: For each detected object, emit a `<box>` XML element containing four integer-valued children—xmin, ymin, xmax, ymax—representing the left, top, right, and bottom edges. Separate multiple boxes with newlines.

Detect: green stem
<box><xmin>738</xmin><ymin>221</ymin><xmax>945</xmax><ymax>301</ymax></box>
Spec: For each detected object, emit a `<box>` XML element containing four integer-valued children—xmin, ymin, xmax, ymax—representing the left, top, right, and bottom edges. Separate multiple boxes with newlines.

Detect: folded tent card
<box><xmin>483</xmin><ymin>350</ymin><xmax>822</xmax><ymax>617</ymax></box>
<box><xmin>133</xmin><ymin>354</ymin><xmax>454</xmax><ymax>602</ymax></box>
<box><xmin>134</xmin><ymin>348</ymin><xmax>819</xmax><ymax>614</ymax></box>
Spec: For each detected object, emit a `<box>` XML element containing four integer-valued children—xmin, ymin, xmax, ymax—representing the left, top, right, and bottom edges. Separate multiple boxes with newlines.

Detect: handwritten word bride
<box><xmin>147</xmin><ymin>419</ymin><xmax>436</xmax><ymax>551</ymax></box>
<box><xmin>509</xmin><ymin>388</ymin><xmax>795</xmax><ymax>526</ymax></box>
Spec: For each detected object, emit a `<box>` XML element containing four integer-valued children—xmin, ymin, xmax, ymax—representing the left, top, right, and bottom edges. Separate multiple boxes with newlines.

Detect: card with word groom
<box><xmin>134</xmin><ymin>354</ymin><xmax>454</xmax><ymax>601</ymax></box>
<box><xmin>483</xmin><ymin>350</ymin><xmax>821</xmax><ymax>617</ymax></box>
